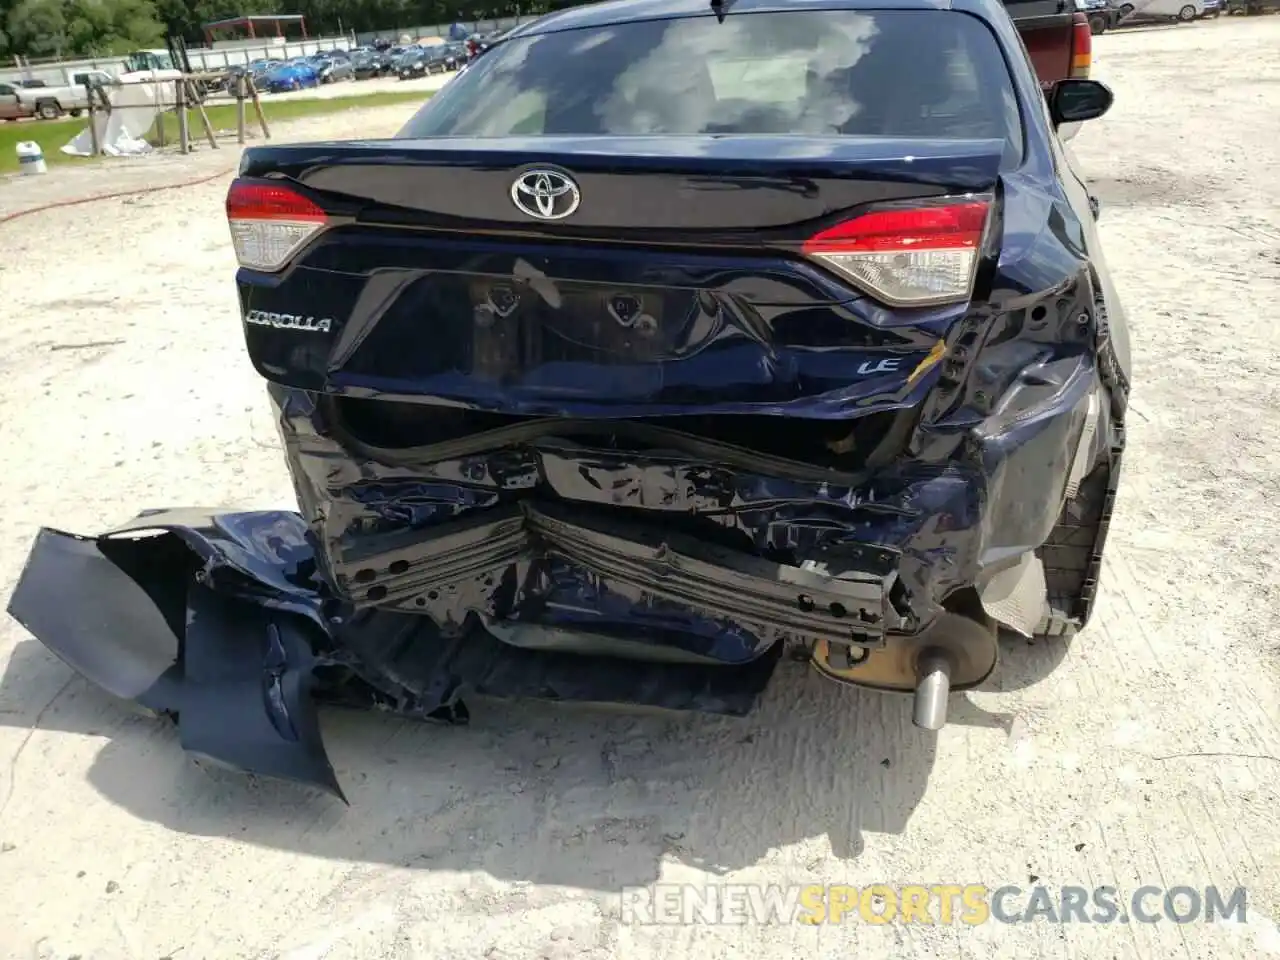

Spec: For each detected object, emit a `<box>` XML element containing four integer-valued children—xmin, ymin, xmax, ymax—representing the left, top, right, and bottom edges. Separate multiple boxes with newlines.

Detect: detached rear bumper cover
<box><xmin>6</xmin><ymin>509</ymin><xmax>784</xmax><ymax>801</ymax></box>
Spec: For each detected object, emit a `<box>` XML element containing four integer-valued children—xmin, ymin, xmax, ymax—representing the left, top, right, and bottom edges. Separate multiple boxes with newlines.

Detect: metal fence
<box><xmin>1</xmin><ymin>15</ymin><xmax>533</xmax><ymax>89</ymax></box>
<box><xmin>2</xmin><ymin>38</ymin><xmax>357</xmax><ymax>89</ymax></box>
<box><xmin>354</xmin><ymin>15</ymin><xmax>534</xmax><ymax>44</ymax></box>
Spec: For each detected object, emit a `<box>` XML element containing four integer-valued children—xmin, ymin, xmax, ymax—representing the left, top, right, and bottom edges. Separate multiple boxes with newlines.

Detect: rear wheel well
<box><xmin>1034</xmin><ymin>284</ymin><xmax>1127</xmax><ymax>640</ymax></box>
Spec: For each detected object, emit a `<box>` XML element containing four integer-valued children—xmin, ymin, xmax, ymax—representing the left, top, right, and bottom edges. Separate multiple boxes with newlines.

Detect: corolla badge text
<box><xmin>245</xmin><ymin>309</ymin><xmax>333</xmax><ymax>333</ymax></box>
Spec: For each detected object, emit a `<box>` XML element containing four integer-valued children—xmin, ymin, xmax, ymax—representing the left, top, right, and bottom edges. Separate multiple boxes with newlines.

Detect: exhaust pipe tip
<box><xmin>912</xmin><ymin>649</ymin><xmax>952</xmax><ymax>731</ymax></box>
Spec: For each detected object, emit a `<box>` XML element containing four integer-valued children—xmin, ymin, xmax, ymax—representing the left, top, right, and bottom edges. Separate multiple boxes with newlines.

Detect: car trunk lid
<box><xmin>229</xmin><ymin>136</ymin><xmax>1003</xmax><ymax>423</ymax></box>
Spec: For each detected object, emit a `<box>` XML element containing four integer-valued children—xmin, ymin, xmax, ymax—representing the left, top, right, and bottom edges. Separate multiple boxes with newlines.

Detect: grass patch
<box><xmin>0</xmin><ymin>117</ymin><xmax>83</xmax><ymax>174</ymax></box>
<box><xmin>147</xmin><ymin>89</ymin><xmax>432</xmax><ymax>145</ymax></box>
<box><xmin>0</xmin><ymin>88</ymin><xmax>432</xmax><ymax>174</ymax></box>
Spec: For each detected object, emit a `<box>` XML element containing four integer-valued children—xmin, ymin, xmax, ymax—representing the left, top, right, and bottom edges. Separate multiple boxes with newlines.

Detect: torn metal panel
<box><xmin>330</xmin><ymin>499</ymin><xmax>904</xmax><ymax>663</ymax></box>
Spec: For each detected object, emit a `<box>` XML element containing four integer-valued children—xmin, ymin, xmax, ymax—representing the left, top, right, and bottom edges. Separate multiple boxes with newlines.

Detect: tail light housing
<box><xmin>801</xmin><ymin>195</ymin><xmax>993</xmax><ymax>308</ymax></box>
<box><xmin>1071</xmin><ymin>13</ymin><xmax>1093</xmax><ymax>79</ymax></box>
<box><xmin>226</xmin><ymin>180</ymin><xmax>328</xmax><ymax>272</ymax></box>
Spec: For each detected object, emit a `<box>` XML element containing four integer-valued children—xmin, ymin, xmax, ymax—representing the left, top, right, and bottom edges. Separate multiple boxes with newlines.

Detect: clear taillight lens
<box><xmin>801</xmin><ymin>196</ymin><xmax>993</xmax><ymax>308</ymax></box>
<box><xmin>226</xmin><ymin>180</ymin><xmax>328</xmax><ymax>272</ymax></box>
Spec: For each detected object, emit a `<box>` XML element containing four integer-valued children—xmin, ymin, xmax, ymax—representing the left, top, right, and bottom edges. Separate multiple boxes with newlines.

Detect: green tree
<box><xmin>7</xmin><ymin>0</ymin><xmax>67</xmax><ymax>57</ymax></box>
<box><xmin>67</xmin><ymin>0</ymin><xmax>165</xmax><ymax>53</ymax></box>
<box><xmin>6</xmin><ymin>0</ymin><xmax>162</xmax><ymax>58</ymax></box>
<box><xmin>0</xmin><ymin>0</ymin><xmax>578</xmax><ymax>60</ymax></box>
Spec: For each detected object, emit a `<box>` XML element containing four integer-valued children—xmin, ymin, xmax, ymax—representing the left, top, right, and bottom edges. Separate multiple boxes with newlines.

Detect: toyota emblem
<box><xmin>510</xmin><ymin>168</ymin><xmax>581</xmax><ymax>221</ymax></box>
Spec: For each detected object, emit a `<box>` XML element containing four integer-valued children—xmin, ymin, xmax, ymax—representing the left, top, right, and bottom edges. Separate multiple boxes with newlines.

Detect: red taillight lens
<box><xmin>226</xmin><ymin>180</ymin><xmax>328</xmax><ymax>272</ymax></box>
<box><xmin>1071</xmin><ymin>13</ymin><xmax>1093</xmax><ymax>78</ymax></box>
<box><xmin>801</xmin><ymin>196</ymin><xmax>992</xmax><ymax>307</ymax></box>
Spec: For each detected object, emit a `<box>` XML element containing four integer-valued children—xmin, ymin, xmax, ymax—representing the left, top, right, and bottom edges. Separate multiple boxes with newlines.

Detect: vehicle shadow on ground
<box><xmin>0</xmin><ymin>634</ymin><xmax>1061</xmax><ymax>890</ymax></box>
<box><xmin>1110</xmin><ymin>22</ymin><xmax>1194</xmax><ymax>34</ymax></box>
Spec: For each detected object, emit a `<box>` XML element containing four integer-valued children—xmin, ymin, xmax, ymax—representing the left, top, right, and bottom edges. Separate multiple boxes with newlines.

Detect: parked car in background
<box><xmin>440</xmin><ymin>42</ymin><xmax>467</xmax><ymax>70</ymax></box>
<box><xmin>1078</xmin><ymin>0</ymin><xmax>1123</xmax><ymax>31</ymax></box>
<box><xmin>246</xmin><ymin>58</ymin><xmax>280</xmax><ymax>89</ymax></box>
<box><xmin>396</xmin><ymin>48</ymin><xmax>429</xmax><ymax>79</ymax></box>
<box><xmin>264</xmin><ymin>58</ymin><xmax>321</xmax><ymax>93</ymax></box>
<box><xmin>310</xmin><ymin>54</ymin><xmax>354</xmax><ymax>83</ymax></box>
<box><xmin>1117</xmin><ymin>0</ymin><xmax>1210</xmax><ymax>20</ymax></box>
<box><xmin>421</xmin><ymin>45</ymin><xmax>456</xmax><ymax>74</ymax></box>
<box><xmin>350</xmin><ymin>48</ymin><xmax>385</xmax><ymax>78</ymax></box>
<box><xmin>0</xmin><ymin>78</ymin><xmax>90</xmax><ymax>119</ymax></box>
<box><xmin>0</xmin><ymin>81</ymin><xmax>32</xmax><ymax>120</ymax></box>
<box><xmin>357</xmin><ymin>46</ymin><xmax>404</xmax><ymax>78</ymax></box>
<box><xmin>225</xmin><ymin>61</ymin><xmax>286</xmax><ymax>93</ymax></box>
<box><xmin>222</xmin><ymin>64</ymin><xmax>248</xmax><ymax>92</ymax></box>
<box><xmin>1225</xmin><ymin>0</ymin><xmax>1280</xmax><ymax>11</ymax></box>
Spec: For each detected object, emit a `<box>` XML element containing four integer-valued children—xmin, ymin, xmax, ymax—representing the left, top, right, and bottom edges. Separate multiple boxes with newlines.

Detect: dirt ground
<box><xmin>1</xmin><ymin>17</ymin><xmax>1279</xmax><ymax>960</ymax></box>
<box><xmin>250</xmin><ymin>70</ymin><xmax>453</xmax><ymax>104</ymax></box>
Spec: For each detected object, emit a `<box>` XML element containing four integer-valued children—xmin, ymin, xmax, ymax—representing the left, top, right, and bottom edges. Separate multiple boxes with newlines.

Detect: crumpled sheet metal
<box><xmin>6</xmin><ymin>509</ymin><xmax>781</xmax><ymax>800</ymax></box>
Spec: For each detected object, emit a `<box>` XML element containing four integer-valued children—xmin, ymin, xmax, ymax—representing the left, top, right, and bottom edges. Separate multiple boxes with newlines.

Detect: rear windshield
<box><xmin>400</xmin><ymin>10</ymin><xmax>1022</xmax><ymax>153</ymax></box>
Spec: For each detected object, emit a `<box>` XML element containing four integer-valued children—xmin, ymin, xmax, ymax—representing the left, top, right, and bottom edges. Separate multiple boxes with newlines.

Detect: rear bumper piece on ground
<box><xmin>5</xmin><ymin>510</ymin><xmax>783</xmax><ymax>800</ymax></box>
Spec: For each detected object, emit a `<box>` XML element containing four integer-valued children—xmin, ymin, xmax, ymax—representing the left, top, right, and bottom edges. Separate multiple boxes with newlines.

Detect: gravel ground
<box><xmin>0</xmin><ymin>101</ymin><xmax>436</xmax><ymax>220</ymax></box>
<box><xmin>1</xmin><ymin>17</ymin><xmax>1278</xmax><ymax>960</ymax></box>
<box><xmin>248</xmin><ymin>70</ymin><xmax>453</xmax><ymax>104</ymax></box>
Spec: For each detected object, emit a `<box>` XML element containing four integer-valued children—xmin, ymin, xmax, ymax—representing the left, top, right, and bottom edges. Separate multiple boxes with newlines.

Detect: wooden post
<box><xmin>190</xmin><ymin>78</ymin><xmax>219</xmax><ymax>149</ymax></box>
<box><xmin>249</xmin><ymin>77</ymin><xmax>271</xmax><ymax>139</ymax></box>
<box><xmin>236</xmin><ymin>74</ymin><xmax>247</xmax><ymax>144</ymax></box>
<box><xmin>85</xmin><ymin>82</ymin><xmax>101</xmax><ymax>157</ymax></box>
<box><xmin>154</xmin><ymin>80</ymin><xmax>166</xmax><ymax>148</ymax></box>
<box><xmin>176</xmin><ymin>79</ymin><xmax>190</xmax><ymax>154</ymax></box>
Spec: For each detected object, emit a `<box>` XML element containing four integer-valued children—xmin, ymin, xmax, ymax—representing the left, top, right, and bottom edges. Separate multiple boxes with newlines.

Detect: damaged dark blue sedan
<box><xmin>8</xmin><ymin>0</ymin><xmax>1128</xmax><ymax>799</ymax></box>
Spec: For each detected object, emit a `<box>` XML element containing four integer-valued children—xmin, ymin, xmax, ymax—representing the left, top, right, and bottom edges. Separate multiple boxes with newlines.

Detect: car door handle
<box><xmin>1088</xmin><ymin>195</ymin><xmax>1101</xmax><ymax>220</ymax></box>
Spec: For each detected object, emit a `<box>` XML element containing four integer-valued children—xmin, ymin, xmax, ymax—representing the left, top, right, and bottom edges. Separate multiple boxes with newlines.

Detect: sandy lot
<box><xmin>1</xmin><ymin>17</ymin><xmax>1279</xmax><ymax>960</ymax></box>
<box><xmin>248</xmin><ymin>70</ymin><xmax>454</xmax><ymax>104</ymax></box>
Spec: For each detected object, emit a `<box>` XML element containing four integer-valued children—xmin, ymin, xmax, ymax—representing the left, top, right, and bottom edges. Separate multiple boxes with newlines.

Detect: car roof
<box><xmin>503</xmin><ymin>0</ymin><xmax>964</xmax><ymax>37</ymax></box>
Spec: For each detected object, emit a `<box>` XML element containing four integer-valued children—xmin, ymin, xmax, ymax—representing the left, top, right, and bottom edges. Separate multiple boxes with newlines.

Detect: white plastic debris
<box><xmin>61</xmin><ymin>74</ymin><xmax>180</xmax><ymax>158</ymax></box>
<box><xmin>16</xmin><ymin>140</ymin><xmax>47</xmax><ymax>175</ymax></box>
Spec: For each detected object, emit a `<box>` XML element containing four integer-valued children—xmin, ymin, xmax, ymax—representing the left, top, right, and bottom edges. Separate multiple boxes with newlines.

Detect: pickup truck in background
<box><xmin>1013</xmin><ymin>0</ymin><xmax>1095</xmax><ymax>87</ymax></box>
<box><xmin>0</xmin><ymin>74</ymin><xmax>105</xmax><ymax>120</ymax></box>
<box><xmin>0</xmin><ymin>82</ymin><xmax>28</xmax><ymax>120</ymax></box>
<box><xmin>0</xmin><ymin>81</ymin><xmax>70</xmax><ymax>121</ymax></box>
<box><xmin>1008</xmin><ymin>0</ymin><xmax>1097</xmax><ymax>140</ymax></box>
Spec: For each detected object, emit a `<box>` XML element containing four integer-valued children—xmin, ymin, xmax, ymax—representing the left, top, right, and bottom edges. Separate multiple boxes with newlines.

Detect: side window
<box><xmin>0</xmin><ymin>84</ymin><xmax>13</xmax><ymax>96</ymax></box>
